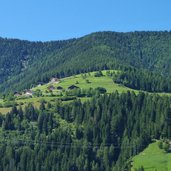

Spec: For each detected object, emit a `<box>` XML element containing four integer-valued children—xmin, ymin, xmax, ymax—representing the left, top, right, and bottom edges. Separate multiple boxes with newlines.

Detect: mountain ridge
<box><xmin>1</xmin><ymin>31</ymin><xmax>171</xmax><ymax>94</ymax></box>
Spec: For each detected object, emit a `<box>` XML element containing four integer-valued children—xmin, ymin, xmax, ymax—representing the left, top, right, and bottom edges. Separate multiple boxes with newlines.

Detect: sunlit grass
<box><xmin>131</xmin><ymin>141</ymin><xmax>171</xmax><ymax>171</ymax></box>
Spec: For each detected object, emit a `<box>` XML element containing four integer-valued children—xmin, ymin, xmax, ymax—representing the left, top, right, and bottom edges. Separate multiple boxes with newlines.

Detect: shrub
<box><xmin>60</xmin><ymin>96</ymin><xmax>76</xmax><ymax>101</ymax></box>
<box><xmin>158</xmin><ymin>141</ymin><xmax>163</xmax><ymax>149</ymax></box>
<box><xmin>163</xmin><ymin>142</ymin><xmax>170</xmax><ymax>152</ymax></box>
<box><xmin>95</xmin><ymin>87</ymin><xmax>107</xmax><ymax>94</ymax></box>
<box><xmin>94</xmin><ymin>71</ymin><xmax>103</xmax><ymax>77</ymax></box>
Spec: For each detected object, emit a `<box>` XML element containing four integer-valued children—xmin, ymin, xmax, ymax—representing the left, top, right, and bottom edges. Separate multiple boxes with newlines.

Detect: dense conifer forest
<box><xmin>115</xmin><ymin>68</ymin><xmax>171</xmax><ymax>92</ymax></box>
<box><xmin>0</xmin><ymin>92</ymin><xmax>170</xmax><ymax>171</ymax></box>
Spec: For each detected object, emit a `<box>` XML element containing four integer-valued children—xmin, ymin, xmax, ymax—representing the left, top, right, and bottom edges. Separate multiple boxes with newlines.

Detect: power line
<box><xmin>0</xmin><ymin>130</ymin><xmax>156</xmax><ymax>149</ymax></box>
<box><xmin>0</xmin><ymin>136</ymin><xmax>148</xmax><ymax>149</ymax></box>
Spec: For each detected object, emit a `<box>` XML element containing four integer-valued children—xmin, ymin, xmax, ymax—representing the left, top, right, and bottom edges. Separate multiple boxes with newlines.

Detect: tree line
<box><xmin>115</xmin><ymin>68</ymin><xmax>171</xmax><ymax>93</ymax></box>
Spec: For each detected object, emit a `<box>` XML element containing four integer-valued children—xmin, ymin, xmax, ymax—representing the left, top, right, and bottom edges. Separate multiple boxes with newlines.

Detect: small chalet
<box><xmin>50</xmin><ymin>78</ymin><xmax>60</xmax><ymax>83</ymax></box>
<box><xmin>57</xmin><ymin>86</ymin><xmax>63</xmax><ymax>90</ymax></box>
<box><xmin>25</xmin><ymin>90</ymin><xmax>34</xmax><ymax>97</ymax></box>
<box><xmin>14</xmin><ymin>92</ymin><xmax>22</xmax><ymax>97</ymax></box>
<box><xmin>47</xmin><ymin>85</ymin><xmax>55</xmax><ymax>91</ymax></box>
<box><xmin>37</xmin><ymin>82</ymin><xmax>44</xmax><ymax>87</ymax></box>
<box><xmin>68</xmin><ymin>85</ymin><xmax>79</xmax><ymax>90</ymax></box>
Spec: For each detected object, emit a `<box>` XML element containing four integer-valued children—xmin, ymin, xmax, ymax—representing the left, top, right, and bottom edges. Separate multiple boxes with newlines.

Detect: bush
<box><xmin>86</xmin><ymin>79</ymin><xmax>91</xmax><ymax>84</ymax></box>
<box><xmin>158</xmin><ymin>141</ymin><xmax>163</xmax><ymax>149</ymax></box>
<box><xmin>60</xmin><ymin>96</ymin><xmax>77</xmax><ymax>101</ymax></box>
<box><xmin>77</xmin><ymin>94</ymin><xmax>86</xmax><ymax>97</ymax></box>
<box><xmin>94</xmin><ymin>71</ymin><xmax>103</xmax><ymax>77</ymax></box>
<box><xmin>158</xmin><ymin>140</ymin><xmax>170</xmax><ymax>152</ymax></box>
<box><xmin>163</xmin><ymin>142</ymin><xmax>170</xmax><ymax>152</ymax></box>
<box><xmin>95</xmin><ymin>87</ymin><xmax>107</xmax><ymax>94</ymax></box>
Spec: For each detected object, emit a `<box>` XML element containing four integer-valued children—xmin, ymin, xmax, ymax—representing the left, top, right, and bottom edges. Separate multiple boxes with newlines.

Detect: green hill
<box><xmin>2</xmin><ymin>69</ymin><xmax>171</xmax><ymax>115</ymax></box>
<box><xmin>1</xmin><ymin>31</ymin><xmax>171</xmax><ymax>93</ymax></box>
<box><xmin>0</xmin><ymin>70</ymin><xmax>135</xmax><ymax>114</ymax></box>
<box><xmin>32</xmin><ymin>70</ymin><xmax>134</xmax><ymax>93</ymax></box>
<box><xmin>1</xmin><ymin>69</ymin><xmax>171</xmax><ymax>114</ymax></box>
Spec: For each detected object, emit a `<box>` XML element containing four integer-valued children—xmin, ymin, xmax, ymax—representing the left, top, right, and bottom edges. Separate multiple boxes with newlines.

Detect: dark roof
<box><xmin>14</xmin><ymin>92</ymin><xmax>22</xmax><ymax>96</ymax></box>
<box><xmin>68</xmin><ymin>85</ymin><xmax>79</xmax><ymax>90</ymax></box>
<box><xmin>50</xmin><ymin>78</ymin><xmax>59</xmax><ymax>82</ymax></box>
<box><xmin>48</xmin><ymin>85</ymin><xmax>55</xmax><ymax>89</ymax></box>
<box><xmin>26</xmin><ymin>90</ymin><xmax>33</xmax><ymax>94</ymax></box>
<box><xmin>57</xmin><ymin>86</ymin><xmax>63</xmax><ymax>90</ymax></box>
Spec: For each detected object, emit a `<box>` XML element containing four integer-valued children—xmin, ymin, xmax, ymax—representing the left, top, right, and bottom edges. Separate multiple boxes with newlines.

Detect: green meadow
<box><xmin>0</xmin><ymin>70</ymin><xmax>171</xmax><ymax>114</ymax></box>
<box><xmin>32</xmin><ymin>70</ymin><xmax>137</xmax><ymax>94</ymax></box>
<box><xmin>131</xmin><ymin>141</ymin><xmax>171</xmax><ymax>171</ymax></box>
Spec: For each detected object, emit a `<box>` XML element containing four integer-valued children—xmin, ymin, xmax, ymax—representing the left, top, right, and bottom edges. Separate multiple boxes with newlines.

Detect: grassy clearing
<box><xmin>131</xmin><ymin>141</ymin><xmax>171</xmax><ymax>171</ymax></box>
<box><xmin>0</xmin><ymin>96</ymin><xmax>91</xmax><ymax>114</ymax></box>
<box><xmin>33</xmin><ymin>70</ymin><xmax>136</xmax><ymax>94</ymax></box>
<box><xmin>0</xmin><ymin>107</ymin><xmax>11</xmax><ymax>114</ymax></box>
<box><xmin>15</xmin><ymin>70</ymin><xmax>134</xmax><ymax>112</ymax></box>
<box><xmin>1</xmin><ymin>70</ymin><xmax>171</xmax><ymax>115</ymax></box>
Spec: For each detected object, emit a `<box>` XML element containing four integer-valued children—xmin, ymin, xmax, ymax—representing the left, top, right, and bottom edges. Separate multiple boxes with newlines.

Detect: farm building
<box><xmin>68</xmin><ymin>85</ymin><xmax>79</xmax><ymax>90</ymax></box>
<box><xmin>57</xmin><ymin>86</ymin><xmax>63</xmax><ymax>90</ymax></box>
<box><xmin>14</xmin><ymin>92</ymin><xmax>22</xmax><ymax>97</ymax></box>
<box><xmin>25</xmin><ymin>90</ymin><xmax>34</xmax><ymax>97</ymax></box>
<box><xmin>50</xmin><ymin>78</ymin><xmax>60</xmax><ymax>83</ymax></box>
<box><xmin>47</xmin><ymin>85</ymin><xmax>55</xmax><ymax>91</ymax></box>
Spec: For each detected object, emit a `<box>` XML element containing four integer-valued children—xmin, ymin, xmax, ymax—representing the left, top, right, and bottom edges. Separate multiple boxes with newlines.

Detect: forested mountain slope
<box><xmin>1</xmin><ymin>31</ymin><xmax>171</xmax><ymax>93</ymax></box>
<box><xmin>0</xmin><ymin>91</ymin><xmax>170</xmax><ymax>171</ymax></box>
<box><xmin>1</xmin><ymin>32</ymin><xmax>171</xmax><ymax>170</ymax></box>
